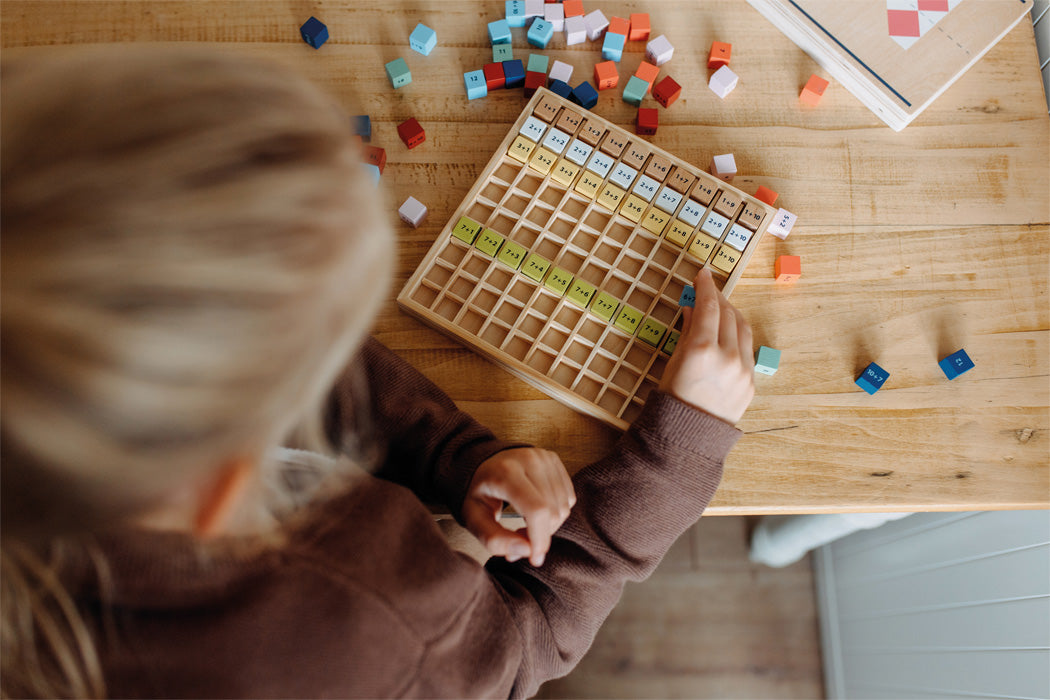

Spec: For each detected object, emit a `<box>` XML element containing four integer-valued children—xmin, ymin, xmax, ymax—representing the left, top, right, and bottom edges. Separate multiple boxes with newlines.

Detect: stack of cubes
<box><xmin>602</xmin><ymin>15</ymin><xmax>628</xmax><ymax>62</ymax></box>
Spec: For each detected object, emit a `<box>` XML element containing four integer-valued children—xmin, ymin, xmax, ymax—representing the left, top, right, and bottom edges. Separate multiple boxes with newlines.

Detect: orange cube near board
<box><xmin>800</xmin><ymin>74</ymin><xmax>829</xmax><ymax>106</ymax></box>
<box><xmin>628</xmin><ymin>13</ymin><xmax>650</xmax><ymax>40</ymax></box>
<box><xmin>775</xmin><ymin>255</ymin><xmax>801</xmax><ymax>283</ymax></box>
<box><xmin>708</xmin><ymin>41</ymin><xmax>732</xmax><ymax>69</ymax></box>
<box><xmin>755</xmin><ymin>185</ymin><xmax>779</xmax><ymax>206</ymax></box>
<box><xmin>593</xmin><ymin>61</ymin><xmax>619</xmax><ymax>90</ymax></box>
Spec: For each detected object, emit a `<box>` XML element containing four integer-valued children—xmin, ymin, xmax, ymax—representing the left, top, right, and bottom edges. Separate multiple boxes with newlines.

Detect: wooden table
<box><xmin>4</xmin><ymin>1</ymin><xmax>1047</xmax><ymax>514</ymax></box>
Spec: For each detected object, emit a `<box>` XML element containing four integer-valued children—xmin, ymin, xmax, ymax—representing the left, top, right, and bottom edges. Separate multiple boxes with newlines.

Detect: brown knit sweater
<box><xmin>63</xmin><ymin>338</ymin><xmax>740</xmax><ymax>698</ymax></box>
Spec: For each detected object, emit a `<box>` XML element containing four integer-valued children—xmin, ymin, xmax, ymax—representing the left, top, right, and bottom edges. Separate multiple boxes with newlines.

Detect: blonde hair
<box><xmin>1</xmin><ymin>45</ymin><xmax>394</xmax><ymax>697</ymax></box>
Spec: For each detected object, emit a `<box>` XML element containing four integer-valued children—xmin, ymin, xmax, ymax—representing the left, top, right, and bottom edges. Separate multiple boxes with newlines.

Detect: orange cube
<box><xmin>562</xmin><ymin>0</ymin><xmax>584</xmax><ymax>17</ymax></box>
<box><xmin>628</xmin><ymin>13</ymin><xmax>650</xmax><ymax>41</ymax></box>
<box><xmin>608</xmin><ymin>16</ymin><xmax>630</xmax><ymax>36</ymax></box>
<box><xmin>708</xmin><ymin>41</ymin><xmax>732</xmax><ymax>69</ymax></box>
<box><xmin>594</xmin><ymin>61</ymin><xmax>619</xmax><ymax>90</ymax></box>
<box><xmin>634</xmin><ymin>61</ymin><xmax>659</xmax><ymax>90</ymax></box>
<box><xmin>800</xmin><ymin>74</ymin><xmax>829</xmax><ymax>106</ymax></box>
<box><xmin>755</xmin><ymin>185</ymin><xmax>779</xmax><ymax>206</ymax></box>
<box><xmin>775</xmin><ymin>255</ymin><xmax>801</xmax><ymax>283</ymax></box>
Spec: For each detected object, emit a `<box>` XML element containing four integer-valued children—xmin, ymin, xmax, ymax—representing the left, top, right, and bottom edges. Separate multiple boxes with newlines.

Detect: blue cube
<box><xmin>678</xmin><ymin>285</ymin><xmax>695</xmax><ymax>308</ymax></box>
<box><xmin>570</xmin><ymin>81</ymin><xmax>599</xmax><ymax>109</ymax></box>
<box><xmin>493</xmin><ymin>44</ymin><xmax>514</xmax><ymax>62</ymax></box>
<box><xmin>362</xmin><ymin>162</ymin><xmax>381</xmax><ymax>185</ymax></box>
<box><xmin>527</xmin><ymin>18</ymin><xmax>555</xmax><ymax>48</ymax></box>
<box><xmin>352</xmin><ymin>115</ymin><xmax>371</xmax><ymax>142</ymax></box>
<box><xmin>755</xmin><ymin>346</ymin><xmax>782</xmax><ymax>376</ymax></box>
<box><xmin>938</xmin><ymin>349</ymin><xmax>975</xmax><ymax>380</ymax></box>
<box><xmin>856</xmin><ymin>362</ymin><xmax>890</xmax><ymax>395</ymax></box>
<box><xmin>602</xmin><ymin>32</ymin><xmax>626</xmax><ymax>62</ymax></box>
<box><xmin>385</xmin><ymin>58</ymin><xmax>412</xmax><ymax>89</ymax></box>
<box><xmin>502</xmin><ymin>59</ymin><xmax>526</xmax><ymax>89</ymax></box>
<box><xmin>622</xmin><ymin>75</ymin><xmax>648</xmax><ymax>106</ymax></box>
<box><xmin>409</xmin><ymin>23</ymin><xmax>437</xmax><ymax>56</ymax></box>
<box><xmin>506</xmin><ymin>1</ymin><xmax>528</xmax><ymax>28</ymax></box>
<box><xmin>548</xmin><ymin>79</ymin><xmax>573</xmax><ymax>99</ymax></box>
<box><xmin>488</xmin><ymin>19</ymin><xmax>512</xmax><ymax>45</ymax></box>
<box><xmin>464</xmin><ymin>70</ymin><xmax>488</xmax><ymax>100</ymax></box>
<box><xmin>300</xmin><ymin>17</ymin><xmax>329</xmax><ymax>49</ymax></box>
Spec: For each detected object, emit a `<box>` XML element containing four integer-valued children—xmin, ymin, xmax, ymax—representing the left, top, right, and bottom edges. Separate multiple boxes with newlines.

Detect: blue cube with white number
<box><xmin>938</xmin><ymin>349</ymin><xmax>975</xmax><ymax>380</ymax></box>
<box><xmin>506</xmin><ymin>1</ymin><xmax>528</xmax><ymax>27</ymax></box>
<box><xmin>856</xmin><ymin>362</ymin><xmax>890</xmax><ymax>394</ymax></box>
<box><xmin>300</xmin><ymin>17</ymin><xmax>329</xmax><ymax>49</ymax></box>
<box><xmin>548</xmin><ymin>79</ymin><xmax>573</xmax><ymax>99</ymax></box>
<box><xmin>755</xmin><ymin>346</ymin><xmax>781</xmax><ymax>376</ymax></box>
<box><xmin>571</xmin><ymin>81</ymin><xmax>599</xmax><ymax>109</ymax></box>
<box><xmin>679</xmin><ymin>285</ymin><xmax>695</xmax><ymax>308</ymax></box>
<box><xmin>602</xmin><ymin>32</ymin><xmax>626</xmax><ymax>62</ymax></box>
<box><xmin>488</xmin><ymin>19</ymin><xmax>512</xmax><ymax>45</ymax></box>
<box><xmin>527</xmin><ymin>18</ymin><xmax>555</xmax><ymax>48</ymax></box>
<box><xmin>502</xmin><ymin>59</ymin><xmax>526</xmax><ymax>89</ymax></box>
<box><xmin>409</xmin><ymin>23</ymin><xmax>437</xmax><ymax>56</ymax></box>
<box><xmin>464</xmin><ymin>70</ymin><xmax>488</xmax><ymax>100</ymax></box>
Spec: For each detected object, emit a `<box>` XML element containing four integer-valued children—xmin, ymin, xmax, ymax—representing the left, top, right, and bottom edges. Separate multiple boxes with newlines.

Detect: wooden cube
<box><xmin>593</xmin><ymin>61</ymin><xmax>619</xmax><ymax>90</ymax></box>
<box><xmin>397</xmin><ymin>118</ymin><xmax>425</xmax><ymax>149</ymax></box>
<box><xmin>300</xmin><ymin>17</ymin><xmax>329</xmax><ymax>49</ymax></box>
<box><xmin>856</xmin><ymin>362</ymin><xmax>889</xmax><ymax>395</ymax></box>
<box><xmin>483</xmin><ymin>62</ymin><xmax>506</xmax><ymax>90</ymax></box>
<box><xmin>755</xmin><ymin>185</ymin><xmax>779</xmax><ymax>206</ymax></box>
<box><xmin>562</xmin><ymin>0</ymin><xmax>584</xmax><ymax>17</ymax></box>
<box><xmin>634</xmin><ymin>61</ymin><xmax>659</xmax><ymax>89</ymax></box>
<box><xmin>939</xmin><ymin>349</ymin><xmax>975</xmax><ymax>380</ymax></box>
<box><xmin>652</xmin><ymin>75</ymin><xmax>681</xmax><ymax>108</ymax></box>
<box><xmin>755</xmin><ymin>346</ymin><xmax>781</xmax><ymax>375</ymax></box>
<box><xmin>708</xmin><ymin>41</ymin><xmax>732</xmax><ymax>68</ymax></box>
<box><xmin>364</xmin><ymin>145</ymin><xmax>386</xmax><ymax>173</ymax></box>
<box><xmin>800</xmin><ymin>74</ymin><xmax>829</xmax><ymax>106</ymax></box>
<box><xmin>645</xmin><ymin>34</ymin><xmax>674</xmax><ymax>65</ymax></box>
<box><xmin>524</xmin><ymin>70</ymin><xmax>547</xmax><ymax>97</ymax></box>
<box><xmin>708</xmin><ymin>65</ymin><xmax>738</xmax><ymax>99</ymax></box>
<box><xmin>774</xmin><ymin>255</ymin><xmax>801</xmax><ymax>283</ymax></box>
<box><xmin>608</xmin><ymin>16</ymin><xmax>630</xmax><ymax>36</ymax></box>
<box><xmin>409</xmin><ymin>23</ymin><xmax>437</xmax><ymax>56</ymax></box>
<box><xmin>636</xmin><ymin>107</ymin><xmax>658</xmax><ymax>135</ymax></box>
<box><xmin>711</xmin><ymin>153</ymin><xmax>736</xmax><ymax>182</ymax></box>
<box><xmin>397</xmin><ymin>196</ymin><xmax>427</xmax><ymax>227</ymax></box>
<box><xmin>583</xmin><ymin>10</ymin><xmax>609</xmax><ymax>41</ymax></box>
<box><xmin>385</xmin><ymin>58</ymin><xmax>412</xmax><ymax>89</ymax></box>
<box><xmin>628</xmin><ymin>13</ymin><xmax>650</xmax><ymax>41</ymax></box>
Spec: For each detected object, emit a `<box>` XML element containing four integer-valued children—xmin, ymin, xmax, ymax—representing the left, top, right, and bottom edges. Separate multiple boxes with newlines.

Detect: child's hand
<box><xmin>658</xmin><ymin>268</ymin><xmax>756</xmax><ymax>426</ymax></box>
<box><xmin>462</xmin><ymin>448</ymin><xmax>576</xmax><ymax>567</ymax></box>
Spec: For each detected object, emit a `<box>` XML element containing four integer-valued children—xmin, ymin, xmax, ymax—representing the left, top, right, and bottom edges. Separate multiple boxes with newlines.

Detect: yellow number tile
<box><xmin>614</xmin><ymin>305</ymin><xmax>643</xmax><ymax>335</ymax></box>
<box><xmin>508</xmin><ymin>135</ymin><xmax>536</xmax><ymax>164</ymax></box>
<box><xmin>474</xmin><ymin>228</ymin><xmax>505</xmax><ymax>257</ymax></box>
<box><xmin>522</xmin><ymin>253</ymin><xmax>552</xmax><ymax>282</ymax></box>
<box><xmin>619</xmin><ymin>194</ymin><xmax>648</xmax><ymax>223</ymax></box>
<box><xmin>528</xmin><ymin>147</ymin><xmax>557</xmax><ymax>175</ymax></box>
<box><xmin>591</xmin><ymin>292</ymin><xmax>621</xmax><ymax>322</ymax></box>
<box><xmin>550</xmin><ymin>159</ymin><xmax>581</xmax><ymax>187</ymax></box>
<box><xmin>641</xmin><ymin>208</ymin><xmax>670</xmax><ymax>235</ymax></box>
<box><xmin>687</xmin><ymin>233</ymin><xmax>719</xmax><ymax>263</ymax></box>
<box><xmin>597</xmin><ymin>184</ymin><xmax>626</xmax><ymax>212</ymax></box>
<box><xmin>665</xmin><ymin>219</ymin><xmax>694</xmax><ymax>248</ymax></box>
<box><xmin>711</xmin><ymin>245</ymin><xmax>740</xmax><ymax>274</ymax></box>
<box><xmin>544</xmin><ymin>267</ymin><xmax>574</xmax><ymax>296</ymax></box>
<box><xmin>574</xmin><ymin>171</ymin><xmax>602</xmax><ymax>200</ymax></box>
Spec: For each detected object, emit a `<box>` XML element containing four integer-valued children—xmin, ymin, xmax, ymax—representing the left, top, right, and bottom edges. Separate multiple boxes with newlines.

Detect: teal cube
<box><xmin>409</xmin><ymin>23</ymin><xmax>437</xmax><ymax>56</ymax></box>
<box><xmin>493</xmin><ymin>43</ymin><xmax>514</xmax><ymax>62</ymax></box>
<box><xmin>464</xmin><ymin>70</ymin><xmax>488</xmax><ymax>100</ymax></box>
<box><xmin>755</xmin><ymin>346</ymin><xmax>781</xmax><ymax>376</ymax></box>
<box><xmin>385</xmin><ymin>58</ymin><xmax>411</xmax><ymax>89</ymax></box>
<box><xmin>488</xmin><ymin>19</ymin><xmax>512</xmax><ymax>44</ymax></box>
<box><xmin>602</xmin><ymin>32</ymin><xmax>626</xmax><ymax>62</ymax></box>
<box><xmin>622</xmin><ymin>75</ymin><xmax>648</xmax><ymax>106</ymax></box>
<box><xmin>527</xmin><ymin>54</ymin><xmax>549</xmax><ymax>74</ymax></box>
<box><xmin>527</xmin><ymin>18</ymin><xmax>555</xmax><ymax>48</ymax></box>
<box><xmin>506</xmin><ymin>0</ymin><xmax>528</xmax><ymax>27</ymax></box>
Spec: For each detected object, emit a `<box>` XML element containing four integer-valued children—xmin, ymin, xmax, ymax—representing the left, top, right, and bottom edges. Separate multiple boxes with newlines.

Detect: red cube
<box><xmin>397</xmin><ymin>118</ymin><xmax>425</xmax><ymax>149</ymax></box>
<box><xmin>483</xmin><ymin>62</ymin><xmax>506</xmax><ymax>91</ymax></box>
<box><xmin>523</xmin><ymin>70</ymin><xmax>547</xmax><ymax>98</ymax></box>
<box><xmin>364</xmin><ymin>145</ymin><xmax>386</xmax><ymax>173</ymax></box>
<box><xmin>653</xmin><ymin>75</ymin><xmax>681</xmax><ymax>108</ymax></box>
<box><xmin>636</xmin><ymin>107</ymin><xmax>658</xmax><ymax>136</ymax></box>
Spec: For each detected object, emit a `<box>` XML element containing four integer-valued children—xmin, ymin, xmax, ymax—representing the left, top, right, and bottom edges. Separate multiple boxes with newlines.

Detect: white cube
<box><xmin>548</xmin><ymin>60</ymin><xmax>573</xmax><ymax>85</ymax></box>
<box><xmin>524</xmin><ymin>0</ymin><xmax>544</xmax><ymax>18</ymax></box>
<box><xmin>767</xmin><ymin>209</ymin><xmax>798</xmax><ymax>239</ymax></box>
<box><xmin>711</xmin><ymin>153</ymin><xmax>737</xmax><ymax>182</ymax></box>
<box><xmin>645</xmin><ymin>34</ymin><xmax>674</xmax><ymax>65</ymax></box>
<box><xmin>708</xmin><ymin>65</ymin><xmax>738</xmax><ymax>99</ymax></box>
<box><xmin>544</xmin><ymin>4</ymin><xmax>564</xmax><ymax>31</ymax></box>
<box><xmin>565</xmin><ymin>16</ymin><xmax>587</xmax><ymax>45</ymax></box>
<box><xmin>398</xmin><ymin>196</ymin><xmax>428</xmax><ymax>228</ymax></box>
<box><xmin>584</xmin><ymin>10</ymin><xmax>609</xmax><ymax>41</ymax></box>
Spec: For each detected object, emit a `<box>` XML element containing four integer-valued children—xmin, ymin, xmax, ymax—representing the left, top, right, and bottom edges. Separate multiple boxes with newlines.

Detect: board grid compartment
<box><xmin>398</xmin><ymin>88</ymin><xmax>776</xmax><ymax>430</ymax></box>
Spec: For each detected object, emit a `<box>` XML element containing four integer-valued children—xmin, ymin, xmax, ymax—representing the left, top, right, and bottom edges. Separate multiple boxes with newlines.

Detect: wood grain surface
<box><xmin>3</xmin><ymin>1</ymin><xmax>1047</xmax><ymax>514</ymax></box>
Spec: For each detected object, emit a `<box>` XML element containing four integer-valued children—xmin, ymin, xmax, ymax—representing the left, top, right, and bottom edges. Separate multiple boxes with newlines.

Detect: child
<box><xmin>0</xmin><ymin>46</ymin><xmax>755</xmax><ymax>699</ymax></box>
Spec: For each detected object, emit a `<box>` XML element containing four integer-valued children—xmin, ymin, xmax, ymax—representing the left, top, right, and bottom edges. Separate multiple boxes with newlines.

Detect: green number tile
<box><xmin>497</xmin><ymin>240</ymin><xmax>527</xmax><ymax>270</ymax></box>
<box><xmin>638</xmin><ymin>317</ymin><xmax>668</xmax><ymax>347</ymax></box>
<box><xmin>493</xmin><ymin>44</ymin><xmax>514</xmax><ymax>62</ymax></box>
<box><xmin>544</xmin><ymin>266</ymin><xmax>574</xmax><ymax>296</ymax></box>
<box><xmin>451</xmin><ymin>216</ymin><xmax>482</xmax><ymax>244</ymax></box>
<box><xmin>590</xmin><ymin>291</ymin><xmax>621</xmax><ymax>322</ymax></box>
<box><xmin>522</xmin><ymin>253</ymin><xmax>551</xmax><ymax>282</ymax></box>
<box><xmin>474</xmin><ymin>228</ymin><xmax>505</xmax><ymax>257</ymax></box>
<box><xmin>614</xmin><ymin>305</ymin><xmax>643</xmax><ymax>335</ymax></box>
<box><xmin>566</xmin><ymin>279</ymin><xmax>597</xmax><ymax>309</ymax></box>
<box><xmin>661</xmin><ymin>329</ymin><xmax>681</xmax><ymax>355</ymax></box>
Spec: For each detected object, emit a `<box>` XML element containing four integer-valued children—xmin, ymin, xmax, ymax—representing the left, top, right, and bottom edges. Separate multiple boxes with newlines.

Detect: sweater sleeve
<box><xmin>324</xmin><ymin>338</ymin><xmax>530</xmax><ymax>518</ymax></box>
<box><xmin>483</xmin><ymin>390</ymin><xmax>741</xmax><ymax>698</ymax></box>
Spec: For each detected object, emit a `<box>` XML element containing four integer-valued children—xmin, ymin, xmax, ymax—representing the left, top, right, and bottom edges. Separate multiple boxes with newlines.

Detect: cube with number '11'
<box><xmin>398</xmin><ymin>197</ymin><xmax>427</xmax><ymax>228</ymax></box>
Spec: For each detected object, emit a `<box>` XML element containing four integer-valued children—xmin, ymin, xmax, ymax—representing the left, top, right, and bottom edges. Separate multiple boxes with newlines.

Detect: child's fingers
<box><xmin>461</xmin><ymin>496</ymin><xmax>531</xmax><ymax>559</ymax></box>
<box><xmin>718</xmin><ymin>302</ymin><xmax>739</xmax><ymax>356</ymax></box>
<box><xmin>684</xmin><ymin>269</ymin><xmax>720</xmax><ymax>347</ymax></box>
<box><xmin>737</xmin><ymin>313</ymin><xmax>755</xmax><ymax>370</ymax></box>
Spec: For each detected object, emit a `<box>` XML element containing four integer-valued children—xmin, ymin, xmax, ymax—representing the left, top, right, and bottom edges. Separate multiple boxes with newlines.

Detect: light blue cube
<box><xmin>527</xmin><ymin>53</ymin><xmax>549</xmax><ymax>74</ymax></box>
<box><xmin>755</xmin><ymin>346</ymin><xmax>781</xmax><ymax>376</ymax></box>
<box><xmin>622</xmin><ymin>75</ymin><xmax>648</xmax><ymax>106</ymax></box>
<box><xmin>856</xmin><ymin>362</ymin><xmax>890</xmax><ymax>395</ymax></box>
<box><xmin>506</xmin><ymin>1</ymin><xmax>528</xmax><ymax>28</ymax></box>
<box><xmin>493</xmin><ymin>44</ymin><xmax>514</xmax><ymax>62</ymax></box>
<box><xmin>409</xmin><ymin>23</ymin><xmax>437</xmax><ymax>56</ymax></box>
<box><xmin>488</xmin><ymin>19</ymin><xmax>512</xmax><ymax>44</ymax></box>
<box><xmin>527</xmin><ymin>18</ymin><xmax>555</xmax><ymax>48</ymax></box>
<box><xmin>464</xmin><ymin>70</ymin><xmax>488</xmax><ymax>100</ymax></box>
<box><xmin>938</xmin><ymin>349</ymin><xmax>974</xmax><ymax>380</ymax></box>
<box><xmin>385</xmin><ymin>58</ymin><xmax>412</xmax><ymax>88</ymax></box>
<box><xmin>602</xmin><ymin>32</ymin><xmax>626</xmax><ymax>62</ymax></box>
<box><xmin>362</xmin><ymin>162</ymin><xmax>381</xmax><ymax>185</ymax></box>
